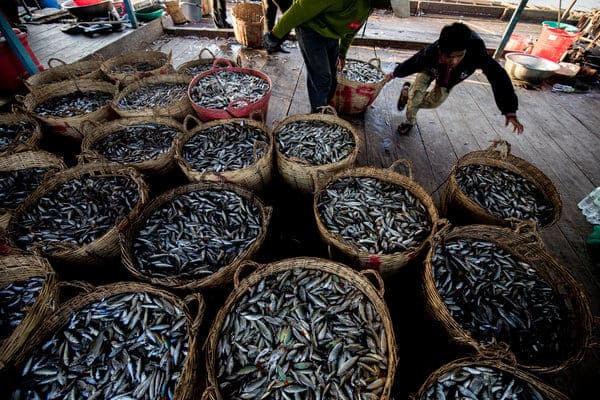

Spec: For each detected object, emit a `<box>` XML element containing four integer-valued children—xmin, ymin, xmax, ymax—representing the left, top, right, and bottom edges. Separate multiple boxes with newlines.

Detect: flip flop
<box><xmin>397</xmin><ymin>82</ymin><xmax>411</xmax><ymax>111</ymax></box>
<box><xmin>397</xmin><ymin>122</ymin><xmax>413</xmax><ymax>136</ymax></box>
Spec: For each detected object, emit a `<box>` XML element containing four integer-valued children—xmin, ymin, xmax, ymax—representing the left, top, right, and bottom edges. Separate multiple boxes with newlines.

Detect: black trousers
<box><xmin>0</xmin><ymin>0</ymin><xmax>20</xmax><ymax>25</ymax></box>
<box><xmin>262</xmin><ymin>0</ymin><xmax>292</xmax><ymax>31</ymax></box>
<box><xmin>212</xmin><ymin>0</ymin><xmax>231</xmax><ymax>28</ymax></box>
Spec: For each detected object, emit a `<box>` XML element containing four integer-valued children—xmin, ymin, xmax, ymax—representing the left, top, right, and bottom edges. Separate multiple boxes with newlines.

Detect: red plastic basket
<box><xmin>73</xmin><ymin>0</ymin><xmax>103</xmax><ymax>6</ymax></box>
<box><xmin>531</xmin><ymin>25</ymin><xmax>579</xmax><ymax>63</ymax></box>
<box><xmin>187</xmin><ymin>59</ymin><xmax>272</xmax><ymax>122</ymax></box>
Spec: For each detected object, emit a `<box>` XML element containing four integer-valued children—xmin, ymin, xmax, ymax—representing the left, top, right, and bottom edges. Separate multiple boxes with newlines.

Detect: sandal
<box><xmin>397</xmin><ymin>82</ymin><xmax>411</xmax><ymax>111</ymax></box>
<box><xmin>397</xmin><ymin>122</ymin><xmax>413</xmax><ymax>136</ymax></box>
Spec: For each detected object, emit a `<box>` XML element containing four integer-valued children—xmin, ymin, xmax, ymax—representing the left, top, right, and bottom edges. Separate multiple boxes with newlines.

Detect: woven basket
<box><xmin>176</xmin><ymin>48</ymin><xmax>238</xmax><ymax>77</ymax></box>
<box><xmin>6</xmin><ymin>163</ymin><xmax>149</xmax><ymax>266</ymax></box>
<box><xmin>332</xmin><ymin>58</ymin><xmax>387</xmax><ymax>115</ymax></box>
<box><xmin>314</xmin><ymin>160</ymin><xmax>439</xmax><ymax>277</ymax></box>
<box><xmin>414</xmin><ymin>357</ymin><xmax>569</xmax><ymax>400</ymax></box>
<box><xmin>204</xmin><ymin>257</ymin><xmax>398</xmax><ymax>400</ymax></box>
<box><xmin>0</xmin><ymin>151</ymin><xmax>67</xmax><ymax>230</ymax></box>
<box><xmin>231</xmin><ymin>3</ymin><xmax>264</xmax><ymax>48</ymax></box>
<box><xmin>0</xmin><ymin>255</ymin><xmax>57</xmax><ymax>371</ymax></box>
<box><xmin>100</xmin><ymin>50</ymin><xmax>173</xmax><ymax>84</ymax></box>
<box><xmin>273</xmin><ymin>107</ymin><xmax>361</xmax><ymax>194</ymax></box>
<box><xmin>17</xmin><ymin>79</ymin><xmax>117</xmax><ymax>141</ymax></box>
<box><xmin>174</xmin><ymin>115</ymin><xmax>273</xmax><ymax>191</ymax></box>
<box><xmin>423</xmin><ymin>220</ymin><xmax>593</xmax><ymax>374</ymax></box>
<box><xmin>79</xmin><ymin>117</ymin><xmax>184</xmax><ymax>178</ymax></box>
<box><xmin>165</xmin><ymin>0</ymin><xmax>188</xmax><ymax>24</ymax></box>
<box><xmin>441</xmin><ymin>140</ymin><xmax>562</xmax><ymax>228</ymax></box>
<box><xmin>113</xmin><ymin>74</ymin><xmax>193</xmax><ymax>121</ymax></box>
<box><xmin>120</xmin><ymin>181</ymin><xmax>272</xmax><ymax>290</ymax></box>
<box><xmin>24</xmin><ymin>58</ymin><xmax>104</xmax><ymax>90</ymax></box>
<box><xmin>7</xmin><ymin>282</ymin><xmax>204</xmax><ymax>400</ymax></box>
<box><xmin>0</xmin><ymin>112</ymin><xmax>42</xmax><ymax>157</ymax></box>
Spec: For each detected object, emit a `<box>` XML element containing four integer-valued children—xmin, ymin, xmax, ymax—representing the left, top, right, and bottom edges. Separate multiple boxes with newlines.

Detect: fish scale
<box><xmin>216</xmin><ymin>268</ymin><xmax>389</xmax><ymax>400</ymax></box>
<box><xmin>431</xmin><ymin>238</ymin><xmax>571</xmax><ymax>365</ymax></box>
<box><xmin>117</xmin><ymin>83</ymin><xmax>188</xmax><ymax>110</ymax></box>
<box><xmin>0</xmin><ymin>167</ymin><xmax>59</xmax><ymax>209</ymax></box>
<box><xmin>0</xmin><ymin>276</ymin><xmax>45</xmax><ymax>341</ymax></box>
<box><xmin>317</xmin><ymin>176</ymin><xmax>431</xmax><ymax>254</ymax></box>
<box><xmin>340</xmin><ymin>60</ymin><xmax>385</xmax><ymax>84</ymax></box>
<box><xmin>182</xmin><ymin>122</ymin><xmax>269</xmax><ymax>173</ymax></box>
<box><xmin>33</xmin><ymin>91</ymin><xmax>113</xmax><ymax>118</ymax></box>
<box><xmin>0</xmin><ymin>122</ymin><xmax>35</xmax><ymax>152</ymax></box>
<box><xmin>190</xmin><ymin>71</ymin><xmax>269</xmax><ymax>109</ymax></box>
<box><xmin>11</xmin><ymin>292</ymin><xmax>188</xmax><ymax>400</ymax></box>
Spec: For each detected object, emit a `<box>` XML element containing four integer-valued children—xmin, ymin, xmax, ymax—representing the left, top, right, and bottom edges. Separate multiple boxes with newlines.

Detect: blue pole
<box><xmin>0</xmin><ymin>12</ymin><xmax>40</xmax><ymax>75</ymax></box>
<box><xmin>493</xmin><ymin>0</ymin><xmax>529</xmax><ymax>59</ymax></box>
<box><xmin>122</xmin><ymin>0</ymin><xmax>139</xmax><ymax>29</ymax></box>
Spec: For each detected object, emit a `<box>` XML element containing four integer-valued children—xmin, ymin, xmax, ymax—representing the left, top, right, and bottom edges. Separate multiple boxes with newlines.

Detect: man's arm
<box><xmin>391</xmin><ymin>44</ymin><xmax>437</xmax><ymax>79</ymax></box>
<box><xmin>272</xmin><ymin>0</ymin><xmax>331</xmax><ymax>39</ymax></box>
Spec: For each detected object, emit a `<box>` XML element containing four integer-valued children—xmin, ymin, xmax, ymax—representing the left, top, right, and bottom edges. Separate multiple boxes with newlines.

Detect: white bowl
<box><xmin>504</xmin><ymin>53</ymin><xmax>560</xmax><ymax>83</ymax></box>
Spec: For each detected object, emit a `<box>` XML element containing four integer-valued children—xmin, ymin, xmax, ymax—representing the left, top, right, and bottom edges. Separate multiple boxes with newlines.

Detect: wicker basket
<box><xmin>7</xmin><ymin>282</ymin><xmax>204</xmax><ymax>400</ymax></box>
<box><xmin>441</xmin><ymin>140</ymin><xmax>562</xmax><ymax>228</ymax></box>
<box><xmin>314</xmin><ymin>160</ymin><xmax>439</xmax><ymax>276</ymax></box>
<box><xmin>0</xmin><ymin>112</ymin><xmax>43</xmax><ymax>157</ymax></box>
<box><xmin>100</xmin><ymin>50</ymin><xmax>173</xmax><ymax>84</ymax></box>
<box><xmin>165</xmin><ymin>0</ymin><xmax>188</xmax><ymax>24</ymax></box>
<box><xmin>0</xmin><ymin>255</ymin><xmax>57</xmax><ymax>371</ymax></box>
<box><xmin>0</xmin><ymin>151</ymin><xmax>67</xmax><ymax>230</ymax></box>
<box><xmin>24</xmin><ymin>58</ymin><xmax>104</xmax><ymax>90</ymax></box>
<box><xmin>6</xmin><ymin>163</ymin><xmax>149</xmax><ymax>266</ymax></box>
<box><xmin>120</xmin><ymin>181</ymin><xmax>272</xmax><ymax>290</ymax></box>
<box><xmin>273</xmin><ymin>107</ymin><xmax>361</xmax><ymax>193</ymax></box>
<box><xmin>203</xmin><ymin>257</ymin><xmax>398</xmax><ymax>400</ymax></box>
<box><xmin>332</xmin><ymin>58</ymin><xmax>387</xmax><ymax>115</ymax></box>
<box><xmin>231</xmin><ymin>3</ymin><xmax>264</xmax><ymax>48</ymax></box>
<box><xmin>174</xmin><ymin>115</ymin><xmax>273</xmax><ymax>191</ymax></box>
<box><xmin>423</xmin><ymin>220</ymin><xmax>593</xmax><ymax>374</ymax></box>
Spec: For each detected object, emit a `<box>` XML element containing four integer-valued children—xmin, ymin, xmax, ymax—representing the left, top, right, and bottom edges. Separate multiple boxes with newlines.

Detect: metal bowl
<box><xmin>62</xmin><ymin>0</ymin><xmax>115</xmax><ymax>20</ymax></box>
<box><xmin>504</xmin><ymin>53</ymin><xmax>560</xmax><ymax>83</ymax></box>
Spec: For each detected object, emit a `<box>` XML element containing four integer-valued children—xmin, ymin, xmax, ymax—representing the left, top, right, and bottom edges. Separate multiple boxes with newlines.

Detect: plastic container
<box><xmin>40</xmin><ymin>0</ymin><xmax>61</xmax><ymax>7</ymax></box>
<box><xmin>505</xmin><ymin>34</ymin><xmax>528</xmax><ymax>52</ymax></box>
<box><xmin>578</xmin><ymin>187</ymin><xmax>600</xmax><ymax>225</ymax></box>
<box><xmin>542</xmin><ymin>21</ymin><xmax>579</xmax><ymax>33</ymax></box>
<box><xmin>0</xmin><ymin>29</ymin><xmax>44</xmax><ymax>92</ymax></box>
<box><xmin>73</xmin><ymin>0</ymin><xmax>102</xmax><ymax>6</ymax></box>
<box><xmin>531</xmin><ymin>24</ymin><xmax>579</xmax><ymax>63</ymax></box>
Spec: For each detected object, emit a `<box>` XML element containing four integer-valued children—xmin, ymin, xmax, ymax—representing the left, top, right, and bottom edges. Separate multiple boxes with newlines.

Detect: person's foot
<box><xmin>397</xmin><ymin>122</ymin><xmax>413</xmax><ymax>135</ymax></box>
<box><xmin>397</xmin><ymin>82</ymin><xmax>411</xmax><ymax>111</ymax></box>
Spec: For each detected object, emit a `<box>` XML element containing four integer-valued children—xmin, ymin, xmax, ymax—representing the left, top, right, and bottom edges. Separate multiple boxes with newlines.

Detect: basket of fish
<box><xmin>6</xmin><ymin>282</ymin><xmax>205</xmax><ymax>400</ymax></box>
<box><xmin>204</xmin><ymin>257</ymin><xmax>398</xmax><ymax>400</ymax></box>
<box><xmin>441</xmin><ymin>140</ymin><xmax>561</xmax><ymax>228</ymax></box>
<box><xmin>6</xmin><ymin>163</ymin><xmax>149</xmax><ymax>266</ymax></box>
<box><xmin>176</xmin><ymin>48</ymin><xmax>238</xmax><ymax>77</ymax></box>
<box><xmin>113</xmin><ymin>74</ymin><xmax>193</xmax><ymax>121</ymax></box>
<box><xmin>423</xmin><ymin>220</ymin><xmax>593</xmax><ymax>373</ymax></box>
<box><xmin>273</xmin><ymin>107</ymin><xmax>360</xmax><ymax>193</ymax></box>
<box><xmin>0</xmin><ymin>255</ymin><xmax>57</xmax><ymax>371</ymax></box>
<box><xmin>414</xmin><ymin>357</ymin><xmax>569</xmax><ymax>400</ymax></box>
<box><xmin>314</xmin><ymin>160</ymin><xmax>438</xmax><ymax>276</ymax></box>
<box><xmin>0</xmin><ymin>151</ymin><xmax>67</xmax><ymax>230</ymax></box>
<box><xmin>100</xmin><ymin>50</ymin><xmax>173</xmax><ymax>84</ymax></box>
<box><xmin>24</xmin><ymin>57</ymin><xmax>104</xmax><ymax>90</ymax></box>
<box><xmin>188</xmin><ymin>59</ymin><xmax>272</xmax><ymax>122</ymax></box>
<box><xmin>79</xmin><ymin>117</ymin><xmax>184</xmax><ymax>177</ymax></box>
<box><xmin>174</xmin><ymin>116</ymin><xmax>273</xmax><ymax>191</ymax></box>
<box><xmin>332</xmin><ymin>58</ymin><xmax>386</xmax><ymax>115</ymax></box>
<box><xmin>120</xmin><ymin>182</ymin><xmax>272</xmax><ymax>290</ymax></box>
<box><xmin>0</xmin><ymin>112</ymin><xmax>42</xmax><ymax>157</ymax></box>
<box><xmin>17</xmin><ymin>79</ymin><xmax>117</xmax><ymax>141</ymax></box>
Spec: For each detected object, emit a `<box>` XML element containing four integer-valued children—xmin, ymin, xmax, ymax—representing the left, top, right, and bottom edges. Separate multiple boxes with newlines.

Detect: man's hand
<box><xmin>262</xmin><ymin>32</ymin><xmax>288</xmax><ymax>54</ymax></box>
<box><xmin>504</xmin><ymin>114</ymin><xmax>524</xmax><ymax>134</ymax></box>
<box><xmin>384</xmin><ymin>72</ymin><xmax>394</xmax><ymax>83</ymax></box>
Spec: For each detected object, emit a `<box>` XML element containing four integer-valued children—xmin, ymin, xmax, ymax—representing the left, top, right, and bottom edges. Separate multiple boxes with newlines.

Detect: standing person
<box><xmin>212</xmin><ymin>0</ymin><xmax>232</xmax><ymax>28</ymax></box>
<box><xmin>387</xmin><ymin>22</ymin><xmax>524</xmax><ymax>135</ymax></box>
<box><xmin>262</xmin><ymin>0</ymin><xmax>292</xmax><ymax>32</ymax></box>
<box><xmin>262</xmin><ymin>0</ymin><xmax>390</xmax><ymax>113</ymax></box>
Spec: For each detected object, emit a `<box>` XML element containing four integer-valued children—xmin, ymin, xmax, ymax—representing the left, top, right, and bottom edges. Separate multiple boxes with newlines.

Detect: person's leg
<box><xmin>262</xmin><ymin>0</ymin><xmax>277</xmax><ymax>32</ymax></box>
<box><xmin>404</xmin><ymin>72</ymin><xmax>435</xmax><ymax>125</ymax></box>
<box><xmin>212</xmin><ymin>0</ymin><xmax>231</xmax><ymax>28</ymax></box>
<box><xmin>418</xmin><ymin>84</ymin><xmax>449</xmax><ymax>109</ymax></box>
<box><xmin>295</xmin><ymin>26</ymin><xmax>339</xmax><ymax>112</ymax></box>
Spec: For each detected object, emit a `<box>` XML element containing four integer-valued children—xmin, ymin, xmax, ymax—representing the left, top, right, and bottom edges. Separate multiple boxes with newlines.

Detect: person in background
<box><xmin>262</xmin><ymin>0</ymin><xmax>390</xmax><ymax>113</ymax></box>
<box><xmin>262</xmin><ymin>0</ymin><xmax>292</xmax><ymax>32</ymax></box>
<box><xmin>387</xmin><ymin>22</ymin><xmax>524</xmax><ymax>135</ymax></box>
<box><xmin>212</xmin><ymin>0</ymin><xmax>232</xmax><ymax>28</ymax></box>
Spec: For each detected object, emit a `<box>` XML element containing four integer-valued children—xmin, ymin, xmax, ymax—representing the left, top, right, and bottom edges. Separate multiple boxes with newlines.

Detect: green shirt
<box><xmin>272</xmin><ymin>0</ymin><xmax>388</xmax><ymax>56</ymax></box>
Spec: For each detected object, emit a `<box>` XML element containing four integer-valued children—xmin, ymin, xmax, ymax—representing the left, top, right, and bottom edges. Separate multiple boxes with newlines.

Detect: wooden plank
<box><xmin>549</xmin><ymin>91</ymin><xmax>600</xmax><ymax>138</ymax></box>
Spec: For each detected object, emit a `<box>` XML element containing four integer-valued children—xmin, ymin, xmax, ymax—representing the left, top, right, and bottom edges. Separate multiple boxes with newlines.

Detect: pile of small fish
<box><xmin>419</xmin><ymin>364</ymin><xmax>546</xmax><ymax>400</ymax></box>
<box><xmin>33</xmin><ymin>91</ymin><xmax>113</xmax><ymax>118</ymax></box>
<box><xmin>189</xmin><ymin>71</ymin><xmax>269</xmax><ymax>109</ymax></box>
<box><xmin>11</xmin><ymin>291</ymin><xmax>189</xmax><ymax>400</ymax></box>
<box><xmin>182</xmin><ymin>122</ymin><xmax>269</xmax><ymax>173</ymax></box>
<box><xmin>117</xmin><ymin>83</ymin><xmax>188</xmax><ymax>110</ymax></box>
<box><xmin>0</xmin><ymin>121</ymin><xmax>36</xmax><ymax>153</ymax></box>
<box><xmin>276</xmin><ymin>120</ymin><xmax>355</xmax><ymax>165</ymax></box>
<box><xmin>132</xmin><ymin>190</ymin><xmax>262</xmax><ymax>280</ymax></box>
<box><xmin>0</xmin><ymin>167</ymin><xmax>60</xmax><ymax>210</ymax></box>
<box><xmin>92</xmin><ymin>124</ymin><xmax>180</xmax><ymax>164</ymax></box>
<box><xmin>340</xmin><ymin>60</ymin><xmax>385</xmax><ymax>84</ymax></box>
<box><xmin>110</xmin><ymin>62</ymin><xmax>157</xmax><ymax>74</ymax></box>
<box><xmin>318</xmin><ymin>177</ymin><xmax>432</xmax><ymax>254</ymax></box>
<box><xmin>455</xmin><ymin>164</ymin><xmax>554</xmax><ymax>225</ymax></box>
<box><xmin>0</xmin><ymin>276</ymin><xmax>45</xmax><ymax>341</ymax></box>
<box><xmin>13</xmin><ymin>175</ymin><xmax>140</xmax><ymax>253</ymax></box>
<box><xmin>179</xmin><ymin>64</ymin><xmax>213</xmax><ymax>77</ymax></box>
<box><xmin>431</xmin><ymin>238</ymin><xmax>571</xmax><ymax>364</ymax></box>
<box><xmin>216</xmin><ymin>268</ymin><xmax>390</xmax><ymax>400</ymax></box>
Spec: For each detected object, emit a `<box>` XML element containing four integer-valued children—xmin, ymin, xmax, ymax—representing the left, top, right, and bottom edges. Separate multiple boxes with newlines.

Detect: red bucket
<box><xmin>187</xmin><ymin>59</ymin><xmax>271</xmax><ymax>122</ymax></box>
<box><xmin>531</xmin><ymin>25</ymin><xmax>579</xmax><ymax>63</ymax></box>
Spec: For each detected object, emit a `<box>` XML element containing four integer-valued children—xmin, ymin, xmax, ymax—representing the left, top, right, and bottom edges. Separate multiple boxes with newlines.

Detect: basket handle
<box><xmin>201</xmin><ymin>386</ymin><xmax>217</xmax><ymax>400</ymax></box>
<box><xmin>233</xmin><ymin>260</ymin><xmax>262</xmax><ymax>288</ymax></box>
<box><xmin>389</xmin><ymin>159</ymin><xmax>413</xmax><ymax>179</ymax></box>
<box><xmin>360</xmin><ymin>269</ymin><xmax>385</xmax><ymax>298</ymax></box>
<box><xmin>317</xmin><ymin>105</ymin><xmax>338</xmax><ymax>116</ymax></box>
<box><xmin>429</xmin><ymin>218</ymin><xmax>452</xmax><ymax>245</ymax></box>
<box><xmin>14</xmin><ymin>94</ymin><xmax>26</xmax><ymax>104</ymax></box>
<box><xmin>198</xmin><ymin>47</ymin><xmax>216</xmax><ymax>61</ymax></box>
<box><xmin>485</xmin><ymin>139</ymin><xmax>512</xmax><ymax>160</ymax></box>
<box><xmin>48</xmin><ymin>57</ymin><xmax>68</xmax><ymax>68</ymax></box>
<box><xmin>367</xmin><ymin>57</ymin><xmax>382</xmax><ymax>70</ymax></box>
<box><xmin>183</xmin><ymin>114</ymin><xmax>202</xmax><ymax>132</ymax></box>
<box><xmin>120</xmin><ymin>74</ymin><xmax>138</xmax><ymax>87</ymax></box>
<box><xmin>226</xmin><ymin>98</ymin><xmax>251</xmax><ymax>116</ymax></box>
<box><xmin>212</xmin><ymin>58</ymin><xmax>233</xmax><ymax>69</ymax></box>
<box><xmin>184</xmin><ymin>293</ymin><xmax>206</xmax><ymax>334</ymax></box>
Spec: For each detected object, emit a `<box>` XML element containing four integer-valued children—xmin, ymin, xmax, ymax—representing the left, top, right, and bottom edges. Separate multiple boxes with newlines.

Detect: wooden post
<box><xmin>122</xmin><ymin>0</ymin><xmax>139</xmax><ymax>28</ymax></box>
<box><xmin>493</xmin><ymin>0</ymin><xmax>529</xmax><ymax>60</ymax></box>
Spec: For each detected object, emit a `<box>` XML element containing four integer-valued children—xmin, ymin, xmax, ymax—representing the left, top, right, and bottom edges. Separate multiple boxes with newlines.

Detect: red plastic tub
<box><xmin>187</xmin><ymin>59</ymin><xmax>272</xmax><ymax>122</ymax></box>
<box><xmin>73</xmin><ymin>0</ymin><xmax>102</xmax><ymax>6</ymax></box>
<box><xmin>531</xmin><ymin>25</ymin><xmax>579</xmax><ymax>63</ymax></box>
<box><xmin>0</xmin><ymin>29</ymin><xmax>44</xmax><ymax>92</ymax></box>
